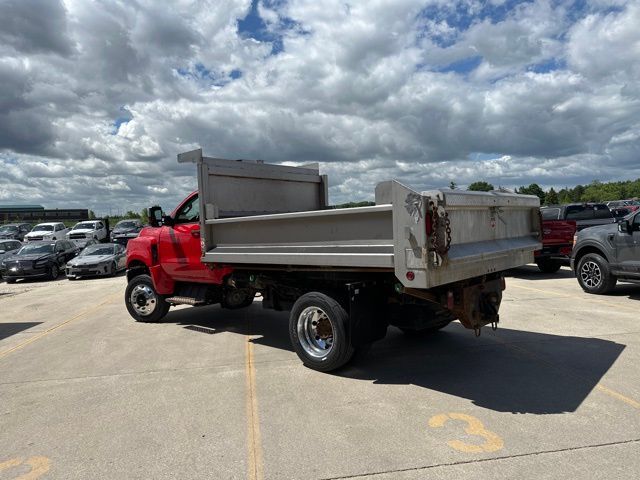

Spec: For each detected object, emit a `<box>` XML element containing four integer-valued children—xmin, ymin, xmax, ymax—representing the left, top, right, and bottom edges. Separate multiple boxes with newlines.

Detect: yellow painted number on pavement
<box><xmin>428</xmin><ymin>413</ymin><xmax>504</xmax><ymax>453</ymax></box>
<box><xmin>0</xmin><ymin>456</ymin><xmax>51</xmax><ymax>479</ymax></box>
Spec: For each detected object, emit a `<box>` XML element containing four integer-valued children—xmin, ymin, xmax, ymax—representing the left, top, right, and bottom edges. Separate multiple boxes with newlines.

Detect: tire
<box><xmin>577</xmin><ymin>253</ymin><xmax>617</xmax><ymax>294</ymax></box>
<box><xmin>537</xmin><ymin>259</ymin><xmax>562</xmax><ymax>274</ymax></box>
<box><xmin>110</xmin><ymin>262</ymin><xmax>118</xmax><ymax>277</ymax></box>
<box><xmin>6</xmin><ymin>278</ymin><xmax>16</xmax><ymax>284</ymax></box>
<box><xmin>49</xmin><ymin>264</ymin><xmax>59</xmax><ymax>280</ymax></box>
<box><xmin>289</xmin><ymin>292</ymin><xmax>354</xmax><ymax>372</ymax></box>
<box><xmin>125</xmin><ymin>274</ymin><xmax>169</xmax><ymax>323</ymax></box>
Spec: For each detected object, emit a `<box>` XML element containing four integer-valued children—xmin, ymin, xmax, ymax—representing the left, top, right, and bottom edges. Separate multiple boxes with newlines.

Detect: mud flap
<box><xmin>346</xmin><ymin>282</ymin><xmax>388</xmax><ymax>347</ymax></box>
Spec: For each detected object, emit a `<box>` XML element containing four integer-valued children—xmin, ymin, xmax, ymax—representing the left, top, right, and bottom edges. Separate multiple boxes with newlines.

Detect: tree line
<box><xmin>466</xmin><ymin>179</ymin><xmax>640</xmax><ymax>205</ymax></box>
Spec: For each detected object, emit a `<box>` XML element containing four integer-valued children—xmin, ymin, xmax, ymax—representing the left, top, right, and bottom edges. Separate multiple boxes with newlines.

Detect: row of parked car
<box><xmin>538</xmin><ymin>201</ymin><xmax>640</xmax><ymax>295</ymax></box>
<box><xmin>0</xmin><ymin>219</ymin><xmax>144</xmax><ymax>246</ymax></box>
<box><xmin>0</xmin><ymin>219</ymin><xmax>145</xmax><ymax>283</ymax></box>
<box><xmin>0</xmin><ymin>239</ymin><xmax>127</xmax><ymax>283</ymax></box>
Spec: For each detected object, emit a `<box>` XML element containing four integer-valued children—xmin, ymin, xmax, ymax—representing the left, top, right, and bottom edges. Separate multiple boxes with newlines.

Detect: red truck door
<box><xmin>159</xmin><ymin>193</ymin><xmax>209</xmax><ymax>281</ymax></box>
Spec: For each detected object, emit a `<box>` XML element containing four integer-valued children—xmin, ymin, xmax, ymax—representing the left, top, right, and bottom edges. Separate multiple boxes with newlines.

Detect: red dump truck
<box><xmin>125</xmin><ymin>149</ymin><xmax>541</xmax><ymax>371</ymax></box>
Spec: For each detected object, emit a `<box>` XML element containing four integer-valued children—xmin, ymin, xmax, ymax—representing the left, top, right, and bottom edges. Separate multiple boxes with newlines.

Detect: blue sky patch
<box><xmin>111</xmin><ymin>107</ymin><xmax>133</xmax><ymax>135</ymax></box>
<box><xmin>436</xmin><ymin>55</ymin><xmax>482</xmax><ymax>75</ymax></box>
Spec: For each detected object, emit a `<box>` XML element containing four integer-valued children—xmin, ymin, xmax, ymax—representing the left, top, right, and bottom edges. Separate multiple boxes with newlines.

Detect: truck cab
<box><xmin>126</xmin><ymin>192</ymin><xmax>232</xmax><ymax>296</ymax></box>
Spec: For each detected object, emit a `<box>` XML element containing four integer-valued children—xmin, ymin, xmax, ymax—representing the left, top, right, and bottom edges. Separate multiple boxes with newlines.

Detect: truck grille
<box><xmin>28</xmin><ymin>236</ymin><xmax>43</xmax><ymax>241</ymax></box>
<box><xmin>69</xmin><ymin>233</ymin><xmax>88</xmax><ymax>239</ymax></box>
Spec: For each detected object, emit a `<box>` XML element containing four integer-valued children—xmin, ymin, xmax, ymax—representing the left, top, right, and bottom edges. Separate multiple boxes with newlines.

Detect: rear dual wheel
<box><xmin>289</xmin><ymin>292</ymin><xmax>355</xmax><ymax>372</ymax></box>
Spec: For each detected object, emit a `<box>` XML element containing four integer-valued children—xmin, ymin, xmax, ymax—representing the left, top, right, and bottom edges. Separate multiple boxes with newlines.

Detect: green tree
<box><xmin>88</xmin><ymin>210</ymin><xmax>96</xmax><ymax>219</ymax></box>
<box><xmin>545</xmin><ymin>188</ymin><xmax>559</xmax><ymax>205</ymax></box>
<box><xmin>518</xmin><ymin>183</ymin><xmax>546</xmax><ymax>204</ymax></box>
<box><xmin>467</xmin><ymin>181</ymin><xmax>494</xmax><ymax>192</ymax></box>
<box><xmin>140</xmin><ymin>208</ymin><xmax>149</xmax><ymax>224</ymax></box>
<box><xmin>570</xmin><ymin>184</ymin><xmax>584</xmax><ymax>202</ymax></box>
<box><xmin>124</xmin><ymin>210</ymin><xmax>141</xmax><ymax>219</ymax></box>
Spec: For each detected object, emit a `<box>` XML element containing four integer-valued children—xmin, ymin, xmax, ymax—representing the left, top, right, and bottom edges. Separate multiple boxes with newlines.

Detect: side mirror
<box><xmin>618</xmin><ymin>220</ymin><xmax>631</xmax><ymax>234</ymax></box>
<box><xmin>0</xmin><ymin>250</ymin><xmax>5</xmax><ymax>254</ymax></box>
<box><xmin>162</xmin><ymin>215</ymin><xmax>174</xmax><ymax>227</ymax></box>
<box><xmin>148</xmin><ymin>207</ymin><xmax>163</xmax><ymax>227</ymax></box>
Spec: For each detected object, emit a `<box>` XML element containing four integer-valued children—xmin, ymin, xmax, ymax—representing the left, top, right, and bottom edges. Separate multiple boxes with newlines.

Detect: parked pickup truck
<box><xmin>541</xmin><ymin>203</ymin><xmax>615</xmax><ymax>231</ymax></box>
<box><xmin>125</xmin><ymin>149</ymin><xmax>541</xmax><ymax>372</ymax></box>
<box><xmin>534</xmin><ymin>219</ymin><xmax>577</xmax><ymax>273</ymax></box>
<box><xmin>23</xmin><ymin>222</ymin><xmax>70</xmax><ymax>242</ymax></box>
<box><xmin>66</xmin><ymin>219</ymin><xmax>109</xmax><ymax>247</ymax></box>
<box><xmin>571</xmin><ymin>210</ymin><xmax>640</xmax><ymax>294</ymax></box>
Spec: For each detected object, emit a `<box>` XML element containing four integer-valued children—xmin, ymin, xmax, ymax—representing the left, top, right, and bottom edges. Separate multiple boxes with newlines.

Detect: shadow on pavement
<box><xmin>507</xmin><ymin>264</ymin><xmax>575</xmax><ymax>280</ymax></box>
<box><xmin>0</xmin><ymin>322</ymin><xmax>42</xmax><ymax>341</ymax></box>
<box><xmin>337</xmin><ymin>322</ymin><xmax>626</xmax><ymax>415</ymax></box>
<box><xmin>163</xmin><ymin>302</ymin><xmax>294</xmax><ymax>353</ymax></box>
<box><xmin>158</xmin><ymin>302</ymin><xmax>626</xmax><ymax>415</ymax></box>
<box><xmin>605</xmin><ymin>283</ymin><xmax>640</xmax><ymax>301</ymax></box>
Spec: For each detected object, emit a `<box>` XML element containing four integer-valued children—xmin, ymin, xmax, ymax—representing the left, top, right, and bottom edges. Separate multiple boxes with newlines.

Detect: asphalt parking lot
<box><xmin>1</xmin><ymin>266</ymin><xmax>639</xmax><ymax>480</ymax></box>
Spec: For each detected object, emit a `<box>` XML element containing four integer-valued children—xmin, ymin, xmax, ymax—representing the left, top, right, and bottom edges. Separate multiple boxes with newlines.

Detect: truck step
<box><xmin>165</xmin><ymin>296</ymin><xmax>206</xmax><ymax>306</ymax></box>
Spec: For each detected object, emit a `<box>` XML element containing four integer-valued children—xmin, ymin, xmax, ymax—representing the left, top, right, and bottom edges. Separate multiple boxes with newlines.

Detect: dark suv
<box><xmin>571</xmin><ymin>211</ymin><xmax>640</xmax><ymax>294</ymax></box>
<box><xmin>0</xmin><ymin>240</ymin><xmax>79</xmax><ymax>283</ymax></box>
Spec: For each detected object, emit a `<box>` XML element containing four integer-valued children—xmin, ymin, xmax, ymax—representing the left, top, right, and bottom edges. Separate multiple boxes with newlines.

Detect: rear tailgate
<box><xmin>392</xmin><ymin>182</ymin><xmax>541</xmax><ymax>288</ymax></box>
<box><xmin>542</xmin><ymin>220</ymin><xmax>577</xmax><ymax>247</ymax></box>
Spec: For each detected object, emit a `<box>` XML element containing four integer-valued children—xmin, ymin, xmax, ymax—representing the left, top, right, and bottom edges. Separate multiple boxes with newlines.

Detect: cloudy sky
<box><xmin>1</xmin><ymin>0</ymin><xmax>639</xmax><ymax>214</ymax></box>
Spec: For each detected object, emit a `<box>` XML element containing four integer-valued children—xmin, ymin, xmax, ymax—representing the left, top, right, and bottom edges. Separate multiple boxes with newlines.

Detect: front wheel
<box><xmin>577</xmin><ymin>253</ymin><xmax>616</xmax><ymax>294</ymax></box>
<box><xmin>125</xmin><ymin>274</ymin><xmax>169</xmax><ymax>322</ymax></box>
<box><xmin>289</xmin><ymin>292</ymin><xmax>354</xmax><ymax>372</ymax></box>
<box><xmin>49</xmin><ymin>264</ymin><xmax>59</xmax><ymax>280</ymax></box>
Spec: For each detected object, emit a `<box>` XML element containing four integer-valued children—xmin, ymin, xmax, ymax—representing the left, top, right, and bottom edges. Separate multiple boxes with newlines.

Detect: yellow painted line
<box><xmin>0</xmin><ymin>456</ymin><xmax>50</xmax><ymax>479</ymax></box>
<box><xmin>510</xmin><ymin>283</ymin><xmax>638</xmax><ymax>313</ymax></box>
<box><xmin>245</xmin><ymin>332</ymin><xmax>264</xmax><ymax>480</ymax></box>
<box><xmin>0</xmin><ymin>292</ymin><xmax>120</xmax><ymax>360</ymax></box>
<box><xmin>596</xmin><ymin>384</ymin><xmax>640</xmax><ymax>410</ymax></box>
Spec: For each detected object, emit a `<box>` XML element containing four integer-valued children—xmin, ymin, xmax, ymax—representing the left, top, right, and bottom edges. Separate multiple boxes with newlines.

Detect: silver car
<box><xmin>66</xmin><ymin>243</ymin><xmax>126</xmax><ymax>279</ymax></box>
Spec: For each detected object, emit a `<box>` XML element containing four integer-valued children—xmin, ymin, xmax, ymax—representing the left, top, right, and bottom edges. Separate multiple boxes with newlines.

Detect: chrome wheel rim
<box><xmin>580</xmin><ymin>260</ymin><xmax>602</xmax><ymax>288</ymax></box>
<box><xmin>297</xmin><ymin>307</ymin><xmax>334</xmax><ymax>358</ymax></box>
<box><xmin>130</xmin><ymin>284</ymin><xmax>157</xmax><ymax>316</ymax></box>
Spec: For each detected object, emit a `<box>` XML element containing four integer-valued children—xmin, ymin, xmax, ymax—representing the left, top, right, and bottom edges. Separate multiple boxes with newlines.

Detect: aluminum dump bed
<box><xmin>179</xmin><ymin>149</ymin><xmax>541</xmax><ymax>289</ymax></box>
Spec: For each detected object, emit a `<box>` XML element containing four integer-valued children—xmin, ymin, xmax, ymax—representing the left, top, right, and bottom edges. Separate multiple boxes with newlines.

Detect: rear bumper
<box><xmin>534</xmin><ymin>246</ymin><xmax>572</xmax><ymax>264</ymax></box>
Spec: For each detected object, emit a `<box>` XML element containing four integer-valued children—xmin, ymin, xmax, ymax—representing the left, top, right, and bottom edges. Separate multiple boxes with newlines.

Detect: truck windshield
<box><xmin>73</xmin><ymin>223</ymin><xmax>96</xmax><ymax>230</ymax></box>
<box><xmin>18</xmin><ymin>244</ymin><xmax>54</xmax><ymax>254</ymax></box>
<box><xmin>32</xmin><ymin>225</ymin><xmax>54</xmax><ymax>232</ymax></box>
<box><xmin>0</xmin><ymin>226</ymin><xmax>18</xmax><ymax>233</ymax></box>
